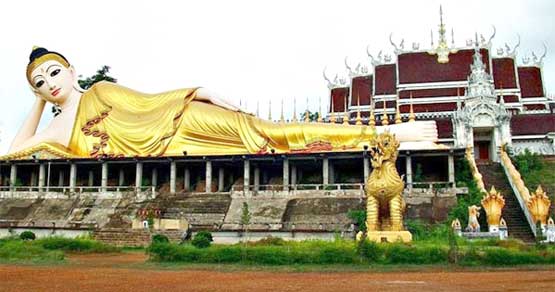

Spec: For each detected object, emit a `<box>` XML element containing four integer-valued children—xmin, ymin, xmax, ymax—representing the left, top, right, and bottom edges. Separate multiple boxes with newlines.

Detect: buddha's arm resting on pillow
<box><xmin>9</xmin><ymin>97</ymin><xmax>46</xmax><ymax>153</ymax></box>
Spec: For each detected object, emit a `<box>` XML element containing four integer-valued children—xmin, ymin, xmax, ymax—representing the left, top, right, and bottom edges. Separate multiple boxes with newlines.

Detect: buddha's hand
<box><xmin>381</xmin><ymin>120</ymin><xmax>438</xmax><ymax>142</ymax></box>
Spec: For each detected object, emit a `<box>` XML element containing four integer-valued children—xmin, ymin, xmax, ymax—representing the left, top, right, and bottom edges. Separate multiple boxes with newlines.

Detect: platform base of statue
<box><xmin>366</xmin><ymin>231</ymin><xmax>412</xmax><ymax>243</ymax></box>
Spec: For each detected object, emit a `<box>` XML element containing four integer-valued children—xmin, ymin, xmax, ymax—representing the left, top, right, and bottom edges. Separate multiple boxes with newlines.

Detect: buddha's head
<box><xmin>26</xmin><ymin>47</ymin><xmax>77</xmax><ymax>104</ymax></box>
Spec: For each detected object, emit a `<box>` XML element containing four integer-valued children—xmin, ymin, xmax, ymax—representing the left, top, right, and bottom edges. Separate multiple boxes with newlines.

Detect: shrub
<box><xmin>250</xmin><ymin>236</ymin><xmax>286</xmax><ymax>246</ymax></box>
<box><xmin>195</xmin><ymin>231</ymin><xmax>213</xmax><ymax>242</ymax></box>
<box><xmin>19</xmin><ymin>231</ymin><xmax>36</xmax><ymax>241</ymax></box>
<box><xmin>192</xmin><ymin>233</ymin><xmax>212</xmax><ymax>249</ymax></box>
<box><xmin>356</xmin><ymin>240</ymin><xmax>381</xmax><ymax>262</ymax></box>
<box><xmin>151</xmin><ymin>234</ymin><xmax>169</xmax><ymax>244</ymax></box>
<box><xmin>347</xmin><ymin>210</ymin><xmax>367</xmax><ymax>232</ymax></box>
<box><xmin>36</xmin><ymin>237</ymin><xmax>120</xmax><ymax>253</ymax></box>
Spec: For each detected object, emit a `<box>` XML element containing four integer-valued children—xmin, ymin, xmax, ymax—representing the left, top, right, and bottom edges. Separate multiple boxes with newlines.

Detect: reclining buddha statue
<box><xmin>5</xmin><ymin>47</ymin><xmax>439</xmax><ymax>159</ymax></box>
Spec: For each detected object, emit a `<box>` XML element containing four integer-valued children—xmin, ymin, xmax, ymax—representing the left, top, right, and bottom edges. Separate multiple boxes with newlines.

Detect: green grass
<box><xmin>147</xmin><ymin>238</ymin><xmax>555</xmax><ymax>267</ymax></box>
<box><xmin>0</xmin><ymin>236</ymin><xmax>121</xmax><ymax>263</ymax></box>
<box><xmin>0</xmin><ymin>240</ymin><xmax>64</xmax><ymax>263</ymax></box>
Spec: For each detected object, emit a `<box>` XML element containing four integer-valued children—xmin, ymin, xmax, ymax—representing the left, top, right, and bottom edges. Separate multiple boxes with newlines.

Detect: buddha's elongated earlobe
<box><xmin>73</xmin><ymin>78</ymin><xmax>85</xmax><ymax>93</ymax></box>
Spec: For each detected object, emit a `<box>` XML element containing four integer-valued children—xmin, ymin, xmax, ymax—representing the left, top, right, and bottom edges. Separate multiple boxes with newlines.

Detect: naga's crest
<box><xmin>368</xmin><ymin>131</ymin><xmax>400</xmax><ymax>168</ymax></box>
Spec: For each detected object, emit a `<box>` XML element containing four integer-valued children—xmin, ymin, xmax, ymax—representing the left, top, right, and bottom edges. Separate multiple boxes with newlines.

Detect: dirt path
<box><xmin>0</xmin><ymin>253</ymin><xmax>553</xmax><ymax>292</ymax></box>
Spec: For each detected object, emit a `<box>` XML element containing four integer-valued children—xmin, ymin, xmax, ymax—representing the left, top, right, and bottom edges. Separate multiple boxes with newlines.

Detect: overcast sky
<box><xmin>0</xmin><ymin>0</ymin><xmax>553</xmax><ymax>153</ymax></box>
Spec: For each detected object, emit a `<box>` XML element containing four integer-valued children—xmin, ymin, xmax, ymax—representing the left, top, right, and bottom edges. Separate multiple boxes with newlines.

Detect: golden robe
<box><xmin>9</xmin><ymin>82</ymin><xmax>377</xmax><ymax>159</ymax></box>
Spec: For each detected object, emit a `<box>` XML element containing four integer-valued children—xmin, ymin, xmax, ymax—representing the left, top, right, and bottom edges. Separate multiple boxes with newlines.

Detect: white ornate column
<box><xmin>135</xmin><ymin>162</ymin><xmax>143</xmax><ymax>189</ymax></box>
<box><xmin>205</xmin><ymin>160</ymin><xmax>212</xmax><ymax>192</ymax></box>
<box><xmin>70</xmin><ymin>163</ymin><xmax>77</xmax><ymax>192</ymax></box>
<box><xmin>101</xmin><ymin>162</ymin><xmax>108</xmax><ymax>192</ymax></box>
<box><xmin>243</xmin><ymin>159</ymin><xmax>250</xmax><ymax>193</ymax></box>
<box><xmin>405</xmin><ymin>153</ymin><xmax>412</xmax><ymax>189</ymax></box>
<box><xmin>183</xmin><ymin>167</ymin><xmax>190</xmax><ymax>192</ymax></box>
<box><xmin>170</xmin><ymin>160</ymin><xmax>176</xmax><ymax>193</ymax></box>
<box><xmin>38</xmin><ymin>163</ymin><xmax>46</xmax><ymax>192</ymax></box>
<box><xmin>9</xmin><ymin>164</ymin><xmax>17</xmax><ymax>191</ymax></box>
<box><xmin>283</xmin><ymin>158</ymin><xmax>289</xmax><ymax>191</ymax></box>
<box><xmin>322</xmin><ymin>157</ymin><xmax>329</xmax><ymax>185</ymax></box>
<box><xmin>218</xmin><ymin>167</ymin><xmax>225</xmax><ymax>192</ymax></box>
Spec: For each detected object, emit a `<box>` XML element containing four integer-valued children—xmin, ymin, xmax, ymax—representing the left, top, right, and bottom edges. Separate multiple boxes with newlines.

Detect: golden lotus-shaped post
<box><xmin>451</xmin><ymin>218</ymin><xmax>462</xmax><ymax>236</ymax></box>
<box><xmin>481</xmin><ymin>186</ymin><xmax>505</xmax><ymax>231</ymax></box>
<box><xmin>365</xmin><ymin>132</ymin><xmax>412</xmax><ymax>242</ymax></box>
<box><xmin>527</xmin><ymin>185</ymin><xmax>551</xmax><ymax>226</ymax></box>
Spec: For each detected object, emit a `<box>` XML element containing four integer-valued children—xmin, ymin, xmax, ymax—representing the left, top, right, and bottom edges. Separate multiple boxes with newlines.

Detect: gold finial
<box><xmin>369</xmin><ymin>103</ymin><xmax>376</xmax><ymax>128</ymax></box>
<box><xmin>355</xmin><ymin>94</ymin><xmax>362</xmax><ymax>125</ymax></box>
<box><xmin>317</xmin><ymin>96</ymin><xmax>323</xmax><ymax>123</ymax></box>
<box><xmin>280</xmin><ymin>98</ymin><xmax>285</xmax><ymax>123</ymax></box>
<box><xmin>394</xmin><ymin>100</ymin><xmax>402</xmax><ymax>124</ymax></box>
<box><xmin>342</xmin><ymin>95</ymin><xmax>349</xmax><ymax>125</ymax></box>
<box><xmin>381</xmin><ymin>99</ymin><xmax>389</xmax><ymax>125</ymax></box>
<box><xmin>292</xmin><ymin>97</ymin><xmax>298</xmax><ymax>122</ymax></box>
<box><xmin>268</xmin><ymin>100</ymin><xmax>272</xmax><ymax>121</ymax></box>
<box><xmin>408</xmin><ymin>91</ymin><xmax>416</xmax><ymax>122</ymax></box>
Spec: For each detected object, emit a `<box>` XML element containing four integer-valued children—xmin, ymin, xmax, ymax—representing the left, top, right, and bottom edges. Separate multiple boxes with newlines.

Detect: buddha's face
<box><xmin>30</xmin><ymin>60</ymin><xmax>75</xmax><ymax>104</ymax></box>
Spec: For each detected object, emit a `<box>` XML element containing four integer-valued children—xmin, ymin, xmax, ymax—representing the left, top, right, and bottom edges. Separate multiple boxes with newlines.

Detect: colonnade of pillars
<box><xmin>1</xmin><ymin>152</ymin><xmax>456</xmax><ymax>193</ymax></box>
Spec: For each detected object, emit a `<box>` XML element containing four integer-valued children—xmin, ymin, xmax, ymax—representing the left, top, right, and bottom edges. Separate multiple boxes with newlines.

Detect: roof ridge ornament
<box><xmin>427</xmin><ymin>5</ymin><xmax>458</xmax><ymax>63</ymax></box>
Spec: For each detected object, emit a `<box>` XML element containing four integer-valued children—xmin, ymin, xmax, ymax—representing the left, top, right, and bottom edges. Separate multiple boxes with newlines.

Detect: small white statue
<box><xmin>465</xmin><ymin>205</ymin><xmax>481</xmax><ymax>233</ymax></box>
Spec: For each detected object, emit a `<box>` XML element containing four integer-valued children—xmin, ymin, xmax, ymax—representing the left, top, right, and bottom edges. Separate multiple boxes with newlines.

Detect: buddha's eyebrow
<box><xmin>46</xmin><ymin>64</ymin><xmax>60</xmax><ymax>72</ymax></box>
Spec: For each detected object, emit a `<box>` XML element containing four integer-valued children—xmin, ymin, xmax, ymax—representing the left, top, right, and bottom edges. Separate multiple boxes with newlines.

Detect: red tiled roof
<box><xmin>523</xmin><ymin>104</ymin><xmax>547</xmax><ymax>111</ymax></box>
<box><xmin>518</xmin><ymin>67</ymin><xmax>544</xmax><ymax>98</ymax></box>
<box><xmin>492</xmin><ymin>58</ymin><xmax>518</xmax><ymax>89</ymax></box>
<box><xmin>498</xmin><ymin>95</ymin><xmax>519</xmax><ymax>103</ymax></box>
<box><xmin>375</xmin><ymin>64</ymin><xmax>397</xmax><ymax>95</ymax></box>
<box><xmin>330</xmin><ymin>87</ymin><xmax>349</xmax><ymax>112</ymax></box>
<box><xmin>399</xmin><ymin>103</ymin><xmax>458</xmax><ymax>113</ymax></box>
<box><xmin>351</xmin><ymin>75</ymin><xmax>373</xmax><ymax>106</ymax></box>
<box><xmin>374</xmin><ymin>100</ymin><xmax>396</xmax><ymax>109</ymax></box>
<box><xmin>398</xmin><ymin>49</ymin><xmax>490</xmax><ymax>84</ymax></box>
<box><xmin>399</xmin><ymin>87</ymin><xmax>465</xmax><ymax>99</ymax></box>
<box><xmin>435</xmin><ymin>118</ymin><xmax>453</xmax><ymax>139</ymax></box>
<box><xmin>511</xmin><ymin>114</ymin><xmax>555</xmax><ymax>135</ymax></box>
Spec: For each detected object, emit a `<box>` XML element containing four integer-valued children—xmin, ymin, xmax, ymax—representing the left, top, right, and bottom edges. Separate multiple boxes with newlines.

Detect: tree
<box><xmin>240</xmin><ymin>201</ymin><xmax>251</xmax><ymax>260</ymax></box>
<box><xmin>78</xmin><ymin>65</ymin><xmax>117</xmax><ymax>90</ymax></box>
<box><xmin>300</xmin><ymin>110</ymin><xmax>319</xmax><ymax>122</ymax></box>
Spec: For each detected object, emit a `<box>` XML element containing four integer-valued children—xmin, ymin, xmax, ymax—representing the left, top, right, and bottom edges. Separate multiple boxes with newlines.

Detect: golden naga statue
<box><xmin>481</xmin><ymin>186</ymin><xmax>505</xmax><ymax>230</ymax></box>
<box><xmin>527</xmin><ymin>185</ymin><xmax>551</xmax><ymax>226</ymax></box>
<box><xmin>365</xmin><ymin>132</ymin><xmax>406</xmax><ymax>232</ymax></box>
<box><xmin>4</xmin><ymin>47</ymin><xmax>440</xmax><ymax>160</ymax></box>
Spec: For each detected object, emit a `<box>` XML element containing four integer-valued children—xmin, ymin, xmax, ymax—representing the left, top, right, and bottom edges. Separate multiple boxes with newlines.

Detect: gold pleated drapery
<box><xmin>64</xmin><ymin>81</ymin><xmax>377</xmax><ymax>157</ymax></box>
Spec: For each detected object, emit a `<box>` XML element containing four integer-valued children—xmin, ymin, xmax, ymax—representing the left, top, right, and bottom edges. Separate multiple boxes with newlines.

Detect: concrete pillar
<box><xmin>58</xmin><ymin>170</ymin><xmax>64</xmax><ymax>187</ymax></box>
<box><xmin>254</xmin><ymin>166</ymin><xmax>260</xmax><ymax>191</ymax></box>
<box><xmin>448</xmin><ymin>153</ymin><xmax>455</xmax><ymax>187</ymax></box>
<box><xmin>405</xmin><ymin>154</ymin><xmax>413</xmax><ymax>189</ymax></box>
<box><xmin>69</xmin><ymin>163</ymin><xmax>77</xmax><ymax>192</ymax></box>
<box><xmin>152</xmin><ymin>168</ymin><xmax>158</xmax><ymax>188</ymax></box>
<box><xmin>38</xmin><ymin>164</ymin><xmax>46</xmax><ymax>192</ymax></box>
<box><xmin>101</xmin><ymin>162</ymin><xmax>108</xmax><ymax>192</ymax></box>
<box><xmin>291</xmin><ymin>164</ymin><xmax>297</xmax><ymax>185</ymax></box>
<box><xmin>88</xmin><ymin>170</ymin><xmax>94</xmax><ymax>187</ymax></box>
<box><xmin>205</xmin><ymin>160</ymin><xmax>212</xmax><ymax>192</ymax></box>
<box><xmin>283</xmin><ymin>158</ymin><xmax>289</xmax><ymax>191</ymax></box>
<box><xmin>118</xmin><ymin>168</ymin><xmax>125</xmax><ymax>186</ymax></box>
<box><xmin>9</xmin><ymin>164</ymin><xmax>16</xmax><ymax>191</ymax></box>
<box><xmin>30</xmin><ymin>171</ymin><xmax>37</xmax><ymax>187</ymax></box>
<box><xmin>135</xmin><ymin>162</ymin><xmax>143</xmax><ymax>189</ymax></box>
<box><xmin>363</xmin><ymin>157</ymin><xmax>370</xmax><ymax>183</ymax></box>
<box><xmin>218</xmin><ymin>167</ymin><xmax>225</xmax><ymax>192</ymax></box>
<box><xmin>170</xmin><ymin>161</ymin><xmax>176</xmax><ymax>193</ymax></box>
<box><xmin>322</xmin><ymin>158</ymin><xmax>329</xmax><ymax>185</ymax></box>
<box><xmin>243</xmin><ymin>159</ymin><xmax>250</xmax><ymax>193</ymax></box>
<box><xmin>329</xmin><ymin>161</ymin><xmax>335</xmax><ymax>184</ymax></box>
<box><xmin>184</xmin><ymin>167</ymin><xmax>190</xmax><ymax>192</ymax></box>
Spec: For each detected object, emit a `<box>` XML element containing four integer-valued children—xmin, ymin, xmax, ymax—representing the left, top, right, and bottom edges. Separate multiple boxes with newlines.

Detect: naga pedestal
<box><xmin>366</xmin><ymin>231</ymin><xmax>412</xmax><ymax>243</ymax></box>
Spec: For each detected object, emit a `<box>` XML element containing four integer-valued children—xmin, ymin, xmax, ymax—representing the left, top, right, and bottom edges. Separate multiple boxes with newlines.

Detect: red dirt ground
<box><xmin>0</xmin><ymin>253</ymin><xmax>553</xmax><ymax>292</ymax></box>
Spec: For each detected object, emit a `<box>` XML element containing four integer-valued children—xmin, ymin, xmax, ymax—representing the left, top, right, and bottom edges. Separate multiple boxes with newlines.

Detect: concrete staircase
<box><xmin>477</xmin><ymin>163</ymin><xmax>535</xmax><ymax>242</ymax></box>
<box><xmin>157</xmin><ymin>193</ymin><xmax>232</xmax><ymax>230</ymax></box>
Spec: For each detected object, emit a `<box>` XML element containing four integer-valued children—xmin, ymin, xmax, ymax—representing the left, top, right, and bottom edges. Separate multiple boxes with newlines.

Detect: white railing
<box><xmin>498</xmin><ymin>152</ymin><xmax>538</xmax><ymax>237</ymax></box>
<box><xmin>0</xmin><ymin>185</ymin><xmax>156</xmax><ymax>194</ymax></box>
<box><xmin>230</xmin><ymin>183</ymin><xmax>365</xmax><ymax>193</ymax></box>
